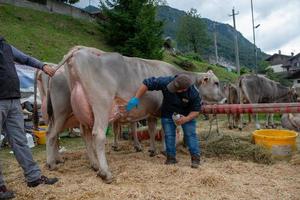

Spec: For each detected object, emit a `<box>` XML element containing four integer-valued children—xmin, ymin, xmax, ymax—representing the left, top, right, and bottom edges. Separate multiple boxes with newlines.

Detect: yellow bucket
<box><xmin>253</xmin><ymin>129</ymin><xmax>298</xmax><ymax>159</ymax></box>
<box><xmin>33</xmin><ymin>126</ymin><xmax>48</xmax><ymax>145</ymax></box>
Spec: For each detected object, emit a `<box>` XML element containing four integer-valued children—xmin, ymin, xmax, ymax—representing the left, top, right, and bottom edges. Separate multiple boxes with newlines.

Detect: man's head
<box><xmin>167</xmin><ymin>74</ymin><xmax>193</xmax><ymax>93</ymax></box>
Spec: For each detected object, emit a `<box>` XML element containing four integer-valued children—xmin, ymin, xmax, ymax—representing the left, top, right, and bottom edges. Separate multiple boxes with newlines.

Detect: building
<box><xmin>265</xmin><ymin>50</ymin><xmax>292</xmax><ymax>73</ymax></box>
<box><xmin>82</xmin><ymin>5</ymin><xmax>102</xmax><ymax>19</ymax></box>
<box><xmin>265</xmin><ymin>50</ymin><xmax>300</xmax><ymax>85</ymax></box>
<box><xmin>284</xmin><ymin>53</ymin><xmax>300</xmax><ymax>85</ymax></box>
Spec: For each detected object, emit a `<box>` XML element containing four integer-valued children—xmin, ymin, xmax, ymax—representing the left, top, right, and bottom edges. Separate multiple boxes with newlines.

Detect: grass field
<box><xmin>0</xmin><ymin>4</ymin><xmax>110</xmax><ymax>63</ymax></box>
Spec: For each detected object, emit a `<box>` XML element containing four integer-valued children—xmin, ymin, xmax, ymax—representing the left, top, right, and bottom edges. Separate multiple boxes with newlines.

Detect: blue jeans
<box><xmin>0</xmin><ymin>99</ymin><xmax>41</xmax><ymax>186</ymax></box>
<box><xmin>161</xmin><ymin>117</ymin><xmax>200</xmax><ymax>158</ymax></box>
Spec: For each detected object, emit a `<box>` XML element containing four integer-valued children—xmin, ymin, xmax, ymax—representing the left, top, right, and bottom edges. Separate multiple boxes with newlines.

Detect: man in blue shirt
<box><xmin>0</xmin><ymin>36</ymin><xmax>57</xmax><ymax>199</ymax></box>
<box><xmin>126</xmin><ymin>74</ymin><xmax>201</xmax><ymax>168</ymax></box>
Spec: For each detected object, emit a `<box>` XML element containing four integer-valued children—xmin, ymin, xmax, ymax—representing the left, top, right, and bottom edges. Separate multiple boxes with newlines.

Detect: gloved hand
<box><xmin>126</xmin><ymin>97</ymin><xmax>140</xmax><ymax>111</ymax></box>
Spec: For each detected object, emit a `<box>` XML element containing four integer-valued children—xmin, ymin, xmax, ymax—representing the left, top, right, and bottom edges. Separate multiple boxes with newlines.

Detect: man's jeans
<box><xmin>161</xmin><ymin>117</ymin><xmax>200</xmax><ymax>158</ymax></box>
<box><xmin>0</xmin><ymin>99</ymin><xmax>41</xmax><ymax>186</ymax></box>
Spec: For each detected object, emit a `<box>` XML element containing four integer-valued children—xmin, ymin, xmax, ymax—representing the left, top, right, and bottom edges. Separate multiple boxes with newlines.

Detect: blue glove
<box><xmin>126</xmin><ymin>97</ymin><xmax>140</xmax><ymax>111</ymax></box>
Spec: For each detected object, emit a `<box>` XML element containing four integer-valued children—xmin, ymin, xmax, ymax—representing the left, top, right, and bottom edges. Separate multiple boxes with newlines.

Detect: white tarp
<box><xmin>15</xmin><ymin>63</ymin><xmax>41</xmax><ymax>105</ymax></box>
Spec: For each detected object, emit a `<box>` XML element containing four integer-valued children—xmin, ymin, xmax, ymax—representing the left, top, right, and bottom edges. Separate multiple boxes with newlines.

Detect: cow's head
<box><xmin>195</xmin><ymin>70</ymin><xmax>226</xmax><ymax>104</ymax></box>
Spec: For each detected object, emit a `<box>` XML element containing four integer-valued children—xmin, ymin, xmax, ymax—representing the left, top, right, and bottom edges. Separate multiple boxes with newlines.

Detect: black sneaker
<box><xmin>0</xmin><ymin>185</ymin><xmax>15</xmax><ymax>200</ymax></box>
<box><xmin>191</xmin><ymin>155</ymin><xmax>200</xmax><ymax>168</ymax></box>
<box><xmin>165</xmin><ymin>156</ymin><xmax>178</xmax><ymax>165</ymax></box>
<box><xmin>27</xmin><ymin>175</ymin><xmax>58</xmax><ymax>187</ymax></box>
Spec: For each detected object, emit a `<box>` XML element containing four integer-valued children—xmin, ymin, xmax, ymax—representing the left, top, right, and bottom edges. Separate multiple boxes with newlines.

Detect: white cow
<box><xmin>60</xmin><ymin>47</ymin><xmax>225</xmax><ymax>183</ymax></box>
<box><xmin>37</xmin><ymin>53</ymin><xmax>148</xmax><ymax>171</ymax></box>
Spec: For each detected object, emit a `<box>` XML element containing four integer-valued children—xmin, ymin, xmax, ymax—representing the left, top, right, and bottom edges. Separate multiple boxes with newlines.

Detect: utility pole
<box><xmin>213</xmin><ymin>23</ymin><xmax>219</xmax><ymax>65</ymax></box>
<box><xmin>251</xmin><ymin>0</ymin><xmax>257</xmax><ymax>74</ymax></box>
<box><xmin>229</xmin><ymin>7</ymin><xmax>240</xmax><ymax>76</ymax></box>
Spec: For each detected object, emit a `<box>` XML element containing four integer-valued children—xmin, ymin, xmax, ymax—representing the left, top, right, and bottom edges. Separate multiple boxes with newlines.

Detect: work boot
<box><xmin>27</xmin><ymin>175</ymin><xmax>58</xmax><ymax>187</ymax></box>
<box><xmin>0</xmin><ymin>185</ymin><xmax>15</xmax><ymax>200</ymax></box>
<box><xmin>191</xmin><ymin>155</ymin><xmax>200</xmax><ymax>168</ymax></box>
<box><xmin>165</xmin><ymin>156</ymin><xmax>178</xmax><ymax>165</ymax></box>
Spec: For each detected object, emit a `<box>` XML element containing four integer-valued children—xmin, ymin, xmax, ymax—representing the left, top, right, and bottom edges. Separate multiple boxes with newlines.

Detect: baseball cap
<box><xmin>167</xmin><ymin>74</ymin><xmax>193</xmax><ymax>93</ymax></box>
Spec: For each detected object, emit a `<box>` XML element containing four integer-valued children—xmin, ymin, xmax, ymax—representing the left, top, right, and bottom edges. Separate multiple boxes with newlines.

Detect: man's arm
<box><xmin>126</xmin><ymin>77</ymin><xmax>171</xmax><ymax>111</ymax></box>
<box><xmin>175</xmin><ymin>111</ymin><xmax>199</xmax><ymax>126</ymax></box>
<box><xmin>176</xmin><ymin>88</ymin><xmax>201</xmax><ymax>125</ymax></box>
<box><xmin>125</xmin><ymin>84</ymin><xmax>148</xmax><ymax>111</ymax></box>
<box><xmin>11</xmin><ymin>45</ymin><xmax>55</xmax><ymax>76</ymax></box>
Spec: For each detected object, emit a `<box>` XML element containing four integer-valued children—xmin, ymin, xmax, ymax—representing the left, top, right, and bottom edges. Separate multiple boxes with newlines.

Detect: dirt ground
<box><xmin>0</xmin><ymin>118</ymin><xmax>300</xmax><ymax>200</ymax></box>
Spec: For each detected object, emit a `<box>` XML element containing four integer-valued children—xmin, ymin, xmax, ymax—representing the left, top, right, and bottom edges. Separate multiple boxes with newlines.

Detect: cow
<box><xmin>281</xmin><ymin>113</ymin><xmax>300</xmax><ymax>131</ymax></box>
<box><xmin>223</xmin><ymin>83</ymin><xmax>240</xmax><ymax>129</ymax></box>
<box><xmin>239</xmin><ymin>74</ymin><xmax>294</xmax><ymax>130</ymax></box>
<box><xmin>60</xmin><ymin>47</ymin><xmax>225</xmax><ymax>183</ymax></box>
<box><xmin>37</xmin><ymin>59</ymin><xmax>149</xmax><ymax>171</ymax></box>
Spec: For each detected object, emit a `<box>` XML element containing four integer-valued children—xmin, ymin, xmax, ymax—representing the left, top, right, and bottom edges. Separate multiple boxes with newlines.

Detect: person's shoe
<box><xmin>191</xmin><ymin>155</ymin><xmax>200</xmax><ymax>168</ymax></box>
<box><xmin>165</xmin><ymin>156</ymin><xmax>178</xmax><ymax>165</ymax></box>
<box><xmin>27</xmin><ymin>175</ymin><xmax>58</xmax><ymax>187</ymax></box>
<box><xmin>0</xmin><ymin>185</ymin><xmax>15</xmax><ymax>200</ymax></box>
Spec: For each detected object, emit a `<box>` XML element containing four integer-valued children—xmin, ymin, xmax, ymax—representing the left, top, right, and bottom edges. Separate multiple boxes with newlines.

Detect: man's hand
<box><xmin>126</xmin><ymin>97</ymin><xmax>140</xmax><ymax>111</ymax></box>
<box><xmin>42</xmin><ymin>64</ymin><xmax>56</xmax><ymax>77</ymax></box>
<box><xmin>175</xmin><ymin>116</ymin><xmax>189</xmax><ymax>126</ymax></box>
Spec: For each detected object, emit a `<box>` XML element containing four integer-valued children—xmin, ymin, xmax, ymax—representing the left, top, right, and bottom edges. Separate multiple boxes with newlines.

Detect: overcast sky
<box><xmin>74</xmin><ymin>0</ymin><xmax>300</xmax><ymax>55</ymax></box>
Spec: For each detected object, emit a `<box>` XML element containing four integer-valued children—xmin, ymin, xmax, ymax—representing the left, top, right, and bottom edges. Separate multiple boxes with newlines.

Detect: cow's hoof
<box><xmin>148</xmin><ymin>150</ymin><xmax>157</xmax><ymax>157</ymax></box>
<box><xmin>91</xmin><ymin>164</ymin><xmax>99</xmax><ymax>171</ymax></box>
<box><xmin>238</xmin><ymin>127</ymin><xmax>242</xmax><ymax>131</ymax></box>
<box><xmin>97</xmin><ymin>171</ymin><xmax>113</xmax><ymax>184</ymax></box>
<box><xmin>56</xmin><ymin>157</ymin><xmax>64</xmax><ymax>164</ymax></box>
<box><xmin>134</xmin><ymin>146</ymin><xmax>142</xmax><ymax>152</ymax></box>
<box><xmin>46</xmin><ymin>163</ymin><xmax>58</xmax><ymax>171</ymax></box>
<box><xmin>112</xmin><ymin>146</ymin><xmax>120</xmax><ymax>151</ymax></box>
<box><xmin>228</xmin><ymin>126</ymin><xmax>233</xmax><ymax>130</ymax></box>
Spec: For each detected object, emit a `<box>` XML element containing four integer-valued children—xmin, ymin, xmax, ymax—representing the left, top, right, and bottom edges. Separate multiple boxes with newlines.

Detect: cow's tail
<box><xmin>33</xmin><ymin>70</ymin><xmax>39</xmax><ymax>130</ymax></box>
<box><xmin>238</xmin><ymin>76</ymin><xmax>244</xmax><ymax>104</ymax></box>
<box><xmin>54</xmin><ymin>46</ymin><xmax>85</xmax><ymax>72</ymax></box>
<box><xmin>47</xmin><ymin>88</ymin><xmax>54</xmax><ymax>122</ymax></box>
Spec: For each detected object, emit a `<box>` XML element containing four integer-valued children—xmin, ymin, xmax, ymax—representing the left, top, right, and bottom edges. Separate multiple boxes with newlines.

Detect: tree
<box><xmin>257</xmin><ymin>60</ymin><xmax>269</xmax><ymax>74</ymax></box>
<box><xmin>99</xmin><ymin>0</ymin><xmax>164</xmax><ymax>59</ymax></box>
<box><xmin>176</xmin><ymin>8</ymin><xmax>210</xmax><ymax>54</ymax></box>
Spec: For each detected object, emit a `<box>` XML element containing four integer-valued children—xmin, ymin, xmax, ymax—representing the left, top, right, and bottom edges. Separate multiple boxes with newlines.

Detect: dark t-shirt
<box><xmin>143</xmin><ymin>76</ymin><xmax>201</xmax><ymax>118</ymax></box>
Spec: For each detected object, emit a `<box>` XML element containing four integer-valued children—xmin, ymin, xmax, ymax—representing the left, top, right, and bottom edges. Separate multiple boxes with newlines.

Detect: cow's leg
<box><xmin>148</xmin><ymin>117</ymin><xmax>157</xmax><ymax>157</ymax></box>
<box><xmin>227</xmin><ymin>114</ymin><xmax>233</xmax><ymax>129</ymax></box>
<box><xmin>255</xmin><ymin>114</ymin><xmax>261</xmax><ymax>129</ymax></box>
<box><xmin>265</xmin><ymin>114</ymin><xmax>270</xmax><ymax>128</ymax></box>
<box><xmin>270</xmin><ymin>114</ymin><xmax>275</xmax><ymax>128</ymax></box>
<box><xmin>233</xmin><ymin>114</ymin><xmax>240</xmax><ymax>128</ymax></box>
<box><xmin>130</xmin><ymin>122</ymin><xmax>142</xmax><ymax>152</ymax></box>
<box><xmin>80</xmin><ymin>125</ymin><xmax>99</xmax><ymax>171</ymax></box>
<box><xmin>46</xmin><ymin>121</ymin><xmax>63</xmax><ymax>170</ymax></box>
<box><xmin>93</xmin><ymin>126</ymin><xmax>112</xmax><ymax>183</ymax></box>
<box><xmin>92</xmin><ymin>109</ymin><xmax>112</xmax><ymax>183</ymax></box>
<box><xmin>112</xmin><ymin>122</ymin><xmax>121</xmax><ymax>151</ymax></box>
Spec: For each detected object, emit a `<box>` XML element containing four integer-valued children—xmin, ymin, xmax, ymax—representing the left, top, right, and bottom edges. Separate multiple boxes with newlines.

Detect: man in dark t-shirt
<box><xmin>126</xmin><ymin>74</ymin><xmax>201</xmax><ymax>168</ymax></box>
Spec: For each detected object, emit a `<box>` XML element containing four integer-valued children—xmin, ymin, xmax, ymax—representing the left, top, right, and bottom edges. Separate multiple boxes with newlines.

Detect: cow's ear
<box><xmin>198</xmin><ymin>76</ymin><xmax>209</xmax><ymax>85</ymax></box>
<box><xmin>207</xmin><ymin>70</ymin><xmax>214</xmax><ymax>75</ymax></box>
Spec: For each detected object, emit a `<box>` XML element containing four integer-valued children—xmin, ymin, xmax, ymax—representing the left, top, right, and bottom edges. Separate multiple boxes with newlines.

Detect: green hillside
<box><xmin>157</xmin><ymin>5</ymin><xmax>269</xmax><ymax>69</ymax></box>
<box><xmin>0</xmin><ymin>3</ymin><xmax>237</xmax><ymax>82</ymax></box>
<box><xmin>0</xmin><ymin>4</ymin><xmax>110</xmax><ymax>63</ymax></box>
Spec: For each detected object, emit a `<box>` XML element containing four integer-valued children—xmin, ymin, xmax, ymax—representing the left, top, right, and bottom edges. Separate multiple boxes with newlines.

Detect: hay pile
<box><xmin>201</xmin><ymin>134</ymin><xmax>273</xmax><ymax>164</ymax></box>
